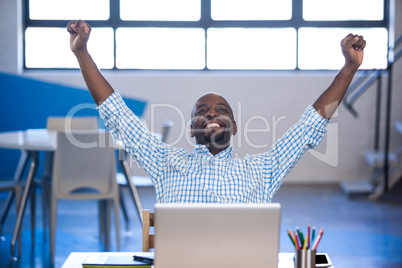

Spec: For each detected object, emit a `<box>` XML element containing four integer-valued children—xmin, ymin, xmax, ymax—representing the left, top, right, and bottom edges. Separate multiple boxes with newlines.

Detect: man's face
<box><xmin>191</xmin><ymin>93</ymin><xmax>237</xmax><ymax>149</ymax></box>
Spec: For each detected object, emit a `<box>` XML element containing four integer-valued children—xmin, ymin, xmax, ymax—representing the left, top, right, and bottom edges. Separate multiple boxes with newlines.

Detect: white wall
<box><xmin>1</xmin><ymin>0</ymin><xmax>401</xmax><ymax>184</ymax></box>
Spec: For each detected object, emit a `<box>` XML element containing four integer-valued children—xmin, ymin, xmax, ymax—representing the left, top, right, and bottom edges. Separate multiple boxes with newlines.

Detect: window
<box><xmin>207</xmin><ymin>28</ymin><xmax>296</xmax><ymax>70</ymax></box>
<box><xmin>28</xmin><ymin>0</ymin><xmax>110</xmax><ymax>20</ymax></box>
<box><xmin>116</xmin><ymin>27</ymin><xmax>205</xmax><ymax>69</ymax></box>
<box><xmin>120</xmin><ymin>0</ymin><xmax>201</xmax><ymax>21</ymax></box>
<box><xmin>211</xmin><ymin>0</ymin><xmax>292</xmax><ymax>20</ymax></box>
<box><xmin>303</xmin><ymin>0</ymin><xmax>384</xmax><ymax>21</ymax></box>
<box><xmin>24</xmin><ymin>0</ymin><xmax>389</xmax><ymax>70</ymax></box>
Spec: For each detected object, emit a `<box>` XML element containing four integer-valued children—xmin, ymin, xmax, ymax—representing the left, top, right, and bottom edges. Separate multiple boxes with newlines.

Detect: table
<box><xmin>61</xmin><ymin>252</ymin><xmax>318</xmax><ymax>268</ymax></box>
<box><xmin>0</xmin><ymin>129</ymin><xmax>146</xmax><ymax>259</ymax></box>
<box><xmin>0</xmin><ymin>129</ymin><xmax>56</xmax><ymax>258</ymax></box>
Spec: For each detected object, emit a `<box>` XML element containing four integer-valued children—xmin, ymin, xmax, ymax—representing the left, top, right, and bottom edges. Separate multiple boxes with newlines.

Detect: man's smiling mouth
<box><xmin>206</xmin><ymin>122</ymin><xmax>221</xmax><ymax>129</ymax></box>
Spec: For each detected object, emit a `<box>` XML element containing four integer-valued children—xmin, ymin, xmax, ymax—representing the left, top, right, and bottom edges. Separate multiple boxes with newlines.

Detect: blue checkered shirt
<box><xmin>98</xmin><ymin>91</ymin><xmax>328</xmax><ymax>203</ymax></box>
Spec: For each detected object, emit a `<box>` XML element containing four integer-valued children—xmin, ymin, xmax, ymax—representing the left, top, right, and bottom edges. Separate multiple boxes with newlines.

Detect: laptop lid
<box><xmin>154</xmin><ymin>203</ymin><xmax>281</xmax><ymax>268</ymax></box>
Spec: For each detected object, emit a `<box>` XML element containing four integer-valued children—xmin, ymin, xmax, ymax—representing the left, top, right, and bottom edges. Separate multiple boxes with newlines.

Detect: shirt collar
<box><xmin>194</xmin><ymin>144</ymin><xmax>233</xmax><ymax>160</ymax></box>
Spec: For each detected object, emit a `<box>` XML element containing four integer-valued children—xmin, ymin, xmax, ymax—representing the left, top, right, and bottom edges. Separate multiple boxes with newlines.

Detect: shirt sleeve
<box><xmin>97</xmin><ymin>91</ymin><xmax>166</xmax><ymax>179</ymax></box>
<box><xmin>252</xmin><ymin>104</ymin><xmax>329</xmax><ymax>199</ymax></box>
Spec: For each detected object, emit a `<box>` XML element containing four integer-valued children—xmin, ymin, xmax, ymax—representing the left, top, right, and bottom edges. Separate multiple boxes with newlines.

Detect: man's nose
<box><xmin>206</xmin><ymin>109</ymin><xmax>217</xmax><ymax>118</ymax></box>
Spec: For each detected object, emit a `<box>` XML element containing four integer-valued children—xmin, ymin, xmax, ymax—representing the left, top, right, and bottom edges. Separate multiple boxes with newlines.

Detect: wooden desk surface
<box><xmin>61</xmin><ymin>252</ymin><xmax>303</xmax><ymax>268</ymax></box>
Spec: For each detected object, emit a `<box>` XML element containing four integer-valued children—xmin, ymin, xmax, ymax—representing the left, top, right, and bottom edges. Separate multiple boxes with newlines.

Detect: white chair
<box><xmin>46</xmin><ymin>116</ymin><xmax>99</xmax><ymax>131</ymax></box>
<box><xmin>117</xmin><ymin>120</ymin><xmax>173</xmax><ymax>225</ymax></box>
<box><xmin>50</xmin><ymin>130</ymin><xmax>120</xmax><ymax>264</ymax></box>
<box><xmin>40</xmin><ymin>116</ymin><xmax>99</xmax><ymax>240</ymax></box>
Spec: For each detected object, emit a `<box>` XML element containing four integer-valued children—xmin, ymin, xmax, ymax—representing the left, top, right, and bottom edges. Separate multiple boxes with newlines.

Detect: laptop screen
<box><xmin>154</xmin><ymin>203</ymin><xmax>281</xmax><ymax>268</ymax></box>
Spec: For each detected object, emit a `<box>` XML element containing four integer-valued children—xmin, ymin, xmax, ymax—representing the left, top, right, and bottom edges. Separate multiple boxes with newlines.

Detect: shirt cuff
<box><xmin>299</xmin><ymin>104</ymin><xmax>329</xmax><ymax>133</ymax></box>
<box><xmin>97</xmin><ymin>90</ymin><xmax>127</xmax><ymax>120</ymax></box>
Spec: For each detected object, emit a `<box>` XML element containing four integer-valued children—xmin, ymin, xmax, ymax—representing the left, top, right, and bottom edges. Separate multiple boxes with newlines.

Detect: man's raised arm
<box><xmin>67</xmin><ymin>20</ymin><xmax>114</xmax><ymax>105</ymax></box>
<box><xmin>313</xmin><ymin>34</ymin><xmax>366</xmax><ymax>119</ymax></box>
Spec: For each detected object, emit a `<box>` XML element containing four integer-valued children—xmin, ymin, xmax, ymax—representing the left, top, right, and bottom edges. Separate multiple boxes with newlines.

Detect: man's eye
<box><xmin>197</xmin><ymin>109</ymin><xmax>207</xmax><ymax>115</ymax></box>
<box><xmin>218</xmin><ymin>108</ymin><xmax>227</xmax><ymax>113</ymax></box>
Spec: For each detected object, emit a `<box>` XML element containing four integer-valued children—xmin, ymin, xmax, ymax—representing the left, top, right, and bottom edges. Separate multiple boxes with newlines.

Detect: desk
<box><xmin>61</xmin><ymin>252</ymin><xmax>323</xmax><ymax>268</ymax></box>
<box><xmin>0</xmin><ymin>129</ymin><xmax>144</xmax><ymax>259</ymax></box>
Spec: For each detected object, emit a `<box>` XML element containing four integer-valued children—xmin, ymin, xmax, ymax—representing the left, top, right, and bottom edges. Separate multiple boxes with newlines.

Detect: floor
<box><xmin>1</xmin><ymin>183</ymin><xmax>402</xmax><ymax>268</ymax></box>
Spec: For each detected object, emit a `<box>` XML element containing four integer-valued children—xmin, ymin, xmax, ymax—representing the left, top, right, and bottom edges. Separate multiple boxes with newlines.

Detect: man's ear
<box><xmin>232</xmin><ymin>121</ymin><xmax>237</xmax><ymax>136</ymax></box>
<box><xmin>190</xmin><ymin>124</ymin><xmax>194</xmax><ymax>138</ymax></box>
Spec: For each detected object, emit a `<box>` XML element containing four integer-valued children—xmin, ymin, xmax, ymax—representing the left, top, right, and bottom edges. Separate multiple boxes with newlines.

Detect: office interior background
<box><xmin>0</xmin><ymin>0</ymin><xmax>402</xmax><ymax>267</ymax></box>
<box><xmin>1</xmin><ymin>0</ymin><xmax>401</xmax><ymax>184</ymax></box>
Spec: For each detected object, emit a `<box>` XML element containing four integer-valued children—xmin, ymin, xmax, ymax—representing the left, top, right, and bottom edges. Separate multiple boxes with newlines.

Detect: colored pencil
<box><xmin>311</xmin><ymin>226</ymin><xmax>316</xmax><ymax>242</ymax></box>
<box><xmin>287</xmin><ymin>229</ymin><xmax>297</xmax><ymax>248</ymax></box>
<box><xmin>294</xmin><ymin>231</ymin><xmax>301</xmax><ymax>250</ymax></box>
<box><xmin>302</xmin><ymin>232</ymin><xmax>308</xmax><ymax>249</ymax></box>
<box><xmin>296</xmin><ymin>227</ymin><xmax>305</xmax><ymax>246</ymax></box>
<box><xmin>312</xmin><ymin>227</ymin><xmax>324</xmax><ymax>250</ymax></box>
<box><xmin>307</xmin><ymin>223</ymin><xmax>311</xmax><ymax>249</ymax></box>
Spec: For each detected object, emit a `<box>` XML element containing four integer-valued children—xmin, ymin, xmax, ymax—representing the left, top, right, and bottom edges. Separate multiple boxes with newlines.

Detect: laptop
<box><xmin>154</xmin><ymin>203</ymin><xmax>281</xmax><ymax>268</ymax></box>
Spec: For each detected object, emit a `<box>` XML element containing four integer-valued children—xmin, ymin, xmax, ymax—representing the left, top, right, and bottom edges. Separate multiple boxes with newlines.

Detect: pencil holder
<box><xmin>295</xmin><ymin>249</ymin><xmax>316</xmax><ymax>268</ymax></box>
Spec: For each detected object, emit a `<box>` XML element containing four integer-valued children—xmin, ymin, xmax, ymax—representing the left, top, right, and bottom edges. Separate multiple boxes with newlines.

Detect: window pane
<box><xmin>211</xmin><ymin>0</ymin><xmax>292</xmax><ymax>20</ymax></box>
<box><xmin>303</xmin><ymin>0</ymin><xmax>383</xmax><ymax>21</ymax></box>
<box><xmin>207</xmin><ymin>28</ymin><xmax>296</xmax><ymax>70</ymax></box>
<box><xmin>29</xmin><ymin>0</ymin><xmax>109</xmax><ymax>20</ymax></box>
<box><xmin>116</xmin><ymin>28</ymin><xmax>205</xmax><ymax>69</ymax></box>
<box><xmin>298</xmin><ymin>28</ymin><xmax>388</xmax><ymax>70</ymax></box>
<box><xmin>120</xmin><ymin>0</ymin><xmax>201</xmax><ymax>21</ymax></box>
<box><xmin>25</xmin><ymin>27</ymin><xmax>114</xmax><ymax>69</ymax></box>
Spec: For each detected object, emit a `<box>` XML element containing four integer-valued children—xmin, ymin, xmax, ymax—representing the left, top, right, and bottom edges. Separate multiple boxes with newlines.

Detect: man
<box><xmin>67</xmin><ymin>20</ymin><xmax>366</xmax><ymax>203</ymax></box>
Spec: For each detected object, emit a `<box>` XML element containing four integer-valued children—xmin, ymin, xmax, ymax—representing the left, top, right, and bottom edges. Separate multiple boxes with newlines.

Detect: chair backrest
<box><xmin>47</xmin><ymin>116</ymin><xmax>99</xmax><ymax>131</ymax></box>
<box><xmin>142</xmin><ymin>209</ymin><xmax>155</xmax><ymax>252</ymax></box>
<box><xmin>43</xmin><ymin>116</ymin><xmax>99</xmax><ymax>176</ymax></box>
<box><xmin>160</xmin><ymin>120</ymin><xmax>174</xmax><ymax>143</ymax></box>
<box><xmin>52</xmin><ymin>130</ymin><xmax>118</xmax><ymax>196</ymax></box>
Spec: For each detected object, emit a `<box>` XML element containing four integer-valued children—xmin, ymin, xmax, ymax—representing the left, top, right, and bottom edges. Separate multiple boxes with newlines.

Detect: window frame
<box><xmin>23</xmin><ymin>0</ymin><xmax>390</xmax><ymax>71</ymax></box>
